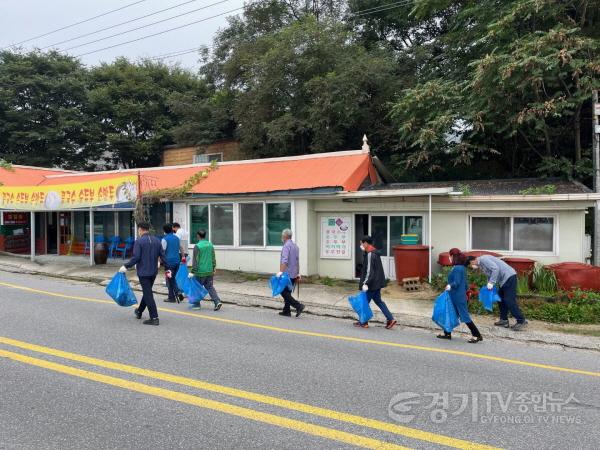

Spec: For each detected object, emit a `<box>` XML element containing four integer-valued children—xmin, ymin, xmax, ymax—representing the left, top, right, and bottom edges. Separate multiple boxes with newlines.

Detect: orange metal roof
<box><xmin>31</xmin><ymin>151</ymin><xmax>375</xmax><ymax>195</ymax></box>
<box><xmin>0</xmin><ymin>166</ymin><xmax>77</xmax><ymax>186</ymax></box>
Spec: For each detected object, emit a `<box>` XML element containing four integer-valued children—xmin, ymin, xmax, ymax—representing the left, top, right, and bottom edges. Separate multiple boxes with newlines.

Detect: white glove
<box><xmin>276</xmin><ymin>271</ymin><xmax>283</xmax><ymax>278</ymax></box>
<box><xmin>188</xmin><ymin>272</ymin><xmax>194</xmax><ymax>279</ymax></box>
<box><xmin>487</xmin><ymin>282</ymin><xmax>494</xmax><ymax>290</ymax></box>
<box><xmin>445</xmin><ymin>284</ymin><xmax>451</xmax><ymax>291</ymax></box>
<box><xmin>362</xmin><ymin>284</ymin><xmax>369</xmax><ymax>292</ymax></box>
<box><xmin>119</xmin><ymin>266</ymin><xmax>127</xmax><ymax>273</ymax></box>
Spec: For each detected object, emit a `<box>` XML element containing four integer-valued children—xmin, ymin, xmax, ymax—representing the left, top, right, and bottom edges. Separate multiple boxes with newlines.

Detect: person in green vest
<box><xmin>188</xmin><ymin>229</ymin><xmax>223</xmax><ymax>311</ymax></box>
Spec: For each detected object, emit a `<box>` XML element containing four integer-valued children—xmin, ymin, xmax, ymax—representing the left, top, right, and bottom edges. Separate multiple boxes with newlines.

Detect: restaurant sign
<box><xmin>0</xmin><ymin>175</ymin><xmax>138</xmax><ymax>211</ymax></box>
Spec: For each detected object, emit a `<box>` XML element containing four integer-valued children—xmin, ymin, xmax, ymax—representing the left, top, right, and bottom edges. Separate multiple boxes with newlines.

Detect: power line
<box><xmin>76</xmin><ymin>6</ymin><xmax>245</xmax><ymax>58</ymax></box>
<box><xmin>42</xmin><ymin>0</ymin><xmax>205</xmax><ymax>50</ymax></box>
<box><xmin>1</xmin><ymin>0</ymin><xmax>149</xmax><ymax>50</ymax></box>
<box><xmin>63</xmin><ymin>0</ymin><xmax>234</xmax><ymax>53</ymax></box>
<box><xmin>146</xmin><ymin>1</ymin><xmax>415</xmax><ymax>62</ymax></box>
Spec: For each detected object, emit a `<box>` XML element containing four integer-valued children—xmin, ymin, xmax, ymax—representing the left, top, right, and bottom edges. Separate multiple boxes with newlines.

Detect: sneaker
<box><xmin>191</xmin><ymin>305</ymin><xmax>201</xmax><ymax>310</ymax></box>
<box><xmin>134</xmin><ymin>308</ymin><xmax>142</xmax><ymax>320</ymax></box>
<box><xmin>279</xmin><ymin>311</ymin><xmax>291</xmax><ymax>317</ymax></box>
<box><xmin>385</xmin><ymin>319</ymin><xmax>397</xmax><ymax>330</ymax></box>
<box><xmin>353</xmin><ymin>321</ymin><xmax>369</xmax><ymax>328</ymax></box>
<box><xmin>143</xmin><ymin>318</ymin><xmax>159</xmax><ymax>326</ymax></box>
<box><xmin>436</xmin><ymin>334</ymin><xmax>452</xmax><ymax>340</ymax></box>
<box><xmin>511</xmin><ymin>321</ymin><xmax>528</xmax><ymax>331</ymax></box>
<box><xmin>178</xmin><ymin>293</ymin><xmax>185</xmax><ymax>303</ymax></box>
<box><xmin>494</xmin><ymin>319</ymin><xmax>510</xmax><ymax>328</ymax></box>
<box><xmin>214</xmin><ymin>302</ymin><xmax>222</xmax><ymax>311</ymax></box>
<box><xmin>295</xmin><ymin>304</ymin><xmax>305</xmax><ymax>317</ymax></box>
<box><xmin>164</xmin><ymin>298</ymin><xmax>176</xmax><ymax>303</ymax></box>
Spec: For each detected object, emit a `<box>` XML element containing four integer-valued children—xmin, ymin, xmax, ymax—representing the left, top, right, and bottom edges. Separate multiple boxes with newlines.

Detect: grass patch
<box><xmin>547</xmin><ymin>326</ymin><xmax>600</xmax><ymax>337</ymax></box>
<box><xmin>243</xmin><ymin>274</ymin><xmax>261</xmax><ymax>282</ymax></box>
<box><xmin>319</xmin><ymin>276</ymin><xmax>336</xmax><ymax>287</ymax></box>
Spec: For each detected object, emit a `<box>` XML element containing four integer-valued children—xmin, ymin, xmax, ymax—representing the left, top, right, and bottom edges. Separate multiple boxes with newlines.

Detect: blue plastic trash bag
<box><xmin>105</xmin><ymin>272</ymin><xmax>137</xmax><ymax>307</ymax></box>
<box><xmin>348</xmin><ymin>291</ymin><xmax>373</xmax><ymax>324</ymax></box>
<box><xmin>432</xmin><ymin>291</ymin><xmax>459</xmax><ymax>333</ymax></box>
<box><xmin>269</xmin><ymin>272</ymin><xmax>293</xmax><ymax>297</ymax></box>
<box><xmin>478</xmin><ymin>286</ymin><xmax>501</xmax><ymax>312</ymax></box>
<box><xmin>175</xmin><ymin>262</ymin><xmax>189</xmax><ymax>292</ymax></box>
<box><xmin>185</xmin><ymin>277</ymin><xmax>208</xmax><ymax>304</ymax></box>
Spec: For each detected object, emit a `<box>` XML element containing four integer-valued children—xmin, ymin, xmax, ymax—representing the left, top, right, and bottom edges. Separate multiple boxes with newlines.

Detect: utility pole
<box><xmin>593</xmin><ymin>90</ymin><xmax>600</xmax><ymax>265</ymax></box>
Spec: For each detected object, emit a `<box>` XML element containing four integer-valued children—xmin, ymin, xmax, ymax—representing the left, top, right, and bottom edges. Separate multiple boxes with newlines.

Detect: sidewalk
<box><xmin>1</xmin><ymin>252</ymin><xmax>599</xmax><ymax>351</ymax></box>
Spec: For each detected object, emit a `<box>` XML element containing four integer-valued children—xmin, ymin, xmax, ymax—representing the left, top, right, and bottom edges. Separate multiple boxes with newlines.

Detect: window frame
<box><xmin>468</xmin><ymin>214</ymin><xmax>558</xmax><ymax>256</ymax></box>
<box><xmin>187</xmin><ymin>200</ymin><xmax>294</xmax><ymax>250</ymax></box>
<box><xmin>368</xmin><ymin>214</ymin><xmax>427</xmax><ymax>257</ymax></box>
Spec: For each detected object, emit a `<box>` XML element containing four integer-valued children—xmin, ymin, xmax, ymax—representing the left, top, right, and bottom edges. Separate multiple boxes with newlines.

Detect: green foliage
<box><xmin>456</xmin><ymin>183</ymin><xmax>472</xmax><ymax>196</ymax></box>
<box><xmin>532</xmin><ymin>264</ymin><xmax>558</xmax><ymax>294</ymax></box>
<box><xmin>0</xmin><ymin>159</ymin><xmax>13</xmax><ymax>171</ymax></box>
<box><xmin>519</xmin><ymin>184</ymin><xmax>557</xmax><ymax>195</ymax></box>
<box><xmin>516</xmin><ymin>276</ymin><xmax>530</xmax><ymax>295</ymax></box>
<box><xmin>319</xmin><ymin>276</ymin><xmax>336</xmax><ymax>287</ymax></box>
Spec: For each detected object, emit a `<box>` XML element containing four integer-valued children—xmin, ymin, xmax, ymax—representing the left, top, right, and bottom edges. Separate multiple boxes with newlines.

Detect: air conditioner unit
<box><xmin>194</xmin><ymin>153</ymin><xmax>223</xmax><ymax>164</ymax></box>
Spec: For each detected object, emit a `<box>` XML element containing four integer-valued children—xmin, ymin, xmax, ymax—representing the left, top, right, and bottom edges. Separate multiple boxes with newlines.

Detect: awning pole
<box><xmin>428</xmin><ymin>195</ymin><xmax>432</xmax><ymax>283</ymax></box>
<box><xmin>30</xmin><ymin>211</ymin><xmax>35</xmax><ymax>262</ymax></box>
<box><xmin>89</xmin><ymin>209</ymin><xmax>95</xmax><ymax>267</ymax></box>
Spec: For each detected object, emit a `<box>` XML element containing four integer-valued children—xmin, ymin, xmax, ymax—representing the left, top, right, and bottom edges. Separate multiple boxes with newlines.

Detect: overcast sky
<box><xmin>1</xmin><ymin>0</ymin><xmax>246</xmax><ymax>70</ymax></box>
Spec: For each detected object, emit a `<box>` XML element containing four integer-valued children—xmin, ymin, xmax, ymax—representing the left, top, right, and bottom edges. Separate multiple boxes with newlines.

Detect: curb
<box><xmin>1</xmin><ymin>262</ymin><xmax>599</xmax><ymax>352</ymax></box>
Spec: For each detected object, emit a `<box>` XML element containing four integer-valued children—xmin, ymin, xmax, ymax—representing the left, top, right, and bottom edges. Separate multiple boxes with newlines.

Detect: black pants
<box><xmin>138</xmin><ymin>275</ymin><xmax>158</xmax><ymax>319</ymax></box>
<box><xmin>281</xmin><ymin>284</ymin><xmax>301</xmax><ymax>313</ymax></box>
<box><xmin>498</xmin><ymin>275</ymin><xmax>525</xmax><ymax>323</ymax></box>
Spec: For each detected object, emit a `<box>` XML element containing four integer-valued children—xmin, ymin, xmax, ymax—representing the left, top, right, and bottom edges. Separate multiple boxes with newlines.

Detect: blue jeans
<box><xmin>498</xmin><ymin>275</ymin><xmax>526</xmax><ymax>323</ymax></box>
<box><xmin>166</xmin><ymin>263</ymin><xmax>180</xmax><ymax>300</ymax></box>
<box><xmin>366</xmin><ymin>289</ymin><xmax>394</xmax><ymax>322</ymax></box>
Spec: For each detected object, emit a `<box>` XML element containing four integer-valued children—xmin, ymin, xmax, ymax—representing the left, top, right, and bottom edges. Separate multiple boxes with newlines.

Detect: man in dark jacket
<box><xmin>120</xmin><ymin>222</ymin><xmax>166</xmax><ymax>326</ymax></box>
<box><xmin>357</xmin><ymin>236</ymin><xmax>396</xmax><ymax>329</ymax></box>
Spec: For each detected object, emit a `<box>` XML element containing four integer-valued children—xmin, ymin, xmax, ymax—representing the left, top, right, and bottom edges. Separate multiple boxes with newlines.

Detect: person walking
<box><xmin>188</xmin><ymin>230</ymin><xmax>222</xmax><ymax>311</ymax></box>
<box><xmin>161</xmin><ymin>224</ymin><xmax>183</xmax><ymax>303</ymax></box>
<box><xmin>437</xmin><ymin>248</ymin><xmax>483</xmax><ymax>343</ymax></box>
<box><xmin>356</xmin><ymin>236</ymin><xmax>396</xmax><ymax>329</ymax></box>
<box><xmin>471</xmin><ymin>254</ymin><xmax>528</xmax><ymax>330</ymax></box>
<box><xmin>120</xmin><ymin>222</ymin><xmax>166</xmax><ymax>326</ymax></box>
<box><xmin>277</xmin><ymin>229</ymin><xmax>305</xmax><ymax>317</ymax></box>
<box><xmin>173</xmin><ymin>222</ymin><xmax>189</xmax><ymax>259</ymax></box>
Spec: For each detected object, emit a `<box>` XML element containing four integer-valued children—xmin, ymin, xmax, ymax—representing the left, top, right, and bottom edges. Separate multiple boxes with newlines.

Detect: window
<box><xmin>472</xmin><ymin>217</ymin><xmax>510</xmax><ymax>251</ymax></box>
<box><xmin>514</xmin><ymin>218</ymin><xmax>554</xmax><ymax>252</ymax></box>
<box><xmin>210</xmin><ymin>203</ymin><xmax>233</xmax><ymax>246</ymax></box>
<box><xmin>74</xmin><ymin>211</ymin><xmax>89</xmax><ymax>242</ymax></box>
<box><xmin>118</xmin><ymin>211</ymin><xmax>133</xmax><ymax>239</ymax></box>
<box><xmin>471</xmin><ymin>216</ymin><xmax>555</xmax><ymax>253</ymax></box>
<box><xmin>190</xmin><ymin>205</ymin><xmax>209</xmax><ymax>244</ymax></box>
<box><xmin>93</xmin><ymin>211</ymin><xmax>115</xmax><ymax>239</ymax></box>
<box><xmin>267</xmin><ymin>203</ymin><xmax>291</xmax><ymax>246</ymax></box>
<box><xmin>240</xmin><ymin>203</ymin><xmax>264</xmax><ymax>246</ymax></box>
<box><xmin>370</xmin><ymin>216</ymin><xmax>388</xmax><ymax>256</ymax></box>
<box><xmin>389</xmin><ymin>217</ymin><xmax>404</xmax><ymax>250</ymax></box>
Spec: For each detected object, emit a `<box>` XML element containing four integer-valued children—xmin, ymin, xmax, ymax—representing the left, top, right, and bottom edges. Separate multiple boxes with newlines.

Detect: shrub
<box><xmin>532</xmin><ymin>264</ymin><xmax>558</xmax><ymax>294</ymax></box>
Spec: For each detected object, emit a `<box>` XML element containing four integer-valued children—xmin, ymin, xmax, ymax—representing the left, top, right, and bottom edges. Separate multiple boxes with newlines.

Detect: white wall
<box><xmin>173</xmin><ymin>197</ymin><xmax>590</xmax><ymax>279</ymax></box>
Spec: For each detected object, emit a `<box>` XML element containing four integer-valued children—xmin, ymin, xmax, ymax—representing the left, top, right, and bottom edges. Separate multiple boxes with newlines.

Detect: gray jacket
<box><xmin>478</xmin><ymin>255</ymin><xmax>516</xmax><ymax>287</ymax></box>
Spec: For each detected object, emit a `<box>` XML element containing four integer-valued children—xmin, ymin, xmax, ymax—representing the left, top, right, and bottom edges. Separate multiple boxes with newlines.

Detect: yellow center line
<box><xmin>0</xmin><ymin>348</ymin><xmax>408</xmax><ymax>450</ymax></box>
<box><xmin>1</xmin><ymin>281</ymin><xmax>599</xmax><ymax>380</ymax></box>
<box><xmin>0</xmin><ymin>335</ymin><xmax>497</xmax><ymax>450</ymax></box>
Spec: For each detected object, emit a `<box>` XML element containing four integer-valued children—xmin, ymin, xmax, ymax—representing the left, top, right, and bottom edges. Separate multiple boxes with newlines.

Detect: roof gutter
<box><xmin>449</xmin><ymin>193</ymin><xmax>600</xmax><ymax>202</ymax></box>
<box><xmin>336</xmin><ymin>187</ymin><xmax>455</xmax><ymax>198</ymax></box>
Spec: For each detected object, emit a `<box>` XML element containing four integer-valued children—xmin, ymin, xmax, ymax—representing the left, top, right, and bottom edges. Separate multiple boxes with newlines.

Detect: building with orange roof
<box><xmin>2</xmin><ymin>142</ymin><xmax>600</xmax><ymax>281</ymax></box>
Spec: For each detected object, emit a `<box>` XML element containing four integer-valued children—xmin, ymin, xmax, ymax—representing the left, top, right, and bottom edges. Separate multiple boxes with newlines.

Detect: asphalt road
<box><xmin>0</xmin><ymin>270</ymin><xmax>599</xmax><ymax>450</ymax></box>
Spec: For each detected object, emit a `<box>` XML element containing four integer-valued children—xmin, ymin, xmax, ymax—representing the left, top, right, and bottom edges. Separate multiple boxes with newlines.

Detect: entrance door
<box><xmin>47</xmin><ymin>212</ymin><xmax>58</xmax><ymax>255</ymax></box>
<box><xmin>369</xmin><ymin>215</ymin><xmax>425</xmax><ymax>280</ymax></box>
<box><xmin>58</xmin><ymin>212</ymin><xmax>72</xmax><ymax>255</ymax></box>
<box><xmin>354</xmin><ymin>214</ymin><xmax>369</xmax><ymax>278</ymax></box>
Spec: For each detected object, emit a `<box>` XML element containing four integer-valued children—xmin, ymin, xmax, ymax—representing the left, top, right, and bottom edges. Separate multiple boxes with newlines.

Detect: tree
<box><xmin>87</xmin><ymin>58</ymin><xmax>211</xmax><ymax>168</ymax></box>
<box><xmin>0</xmin><ymin>51</ymin><xmax>93</xmax><ymax>169</ymax></box>
<box><xmin>389</xmin><ymin>0</ymin><xmax>600</xmax><ymax>181</ymax></box>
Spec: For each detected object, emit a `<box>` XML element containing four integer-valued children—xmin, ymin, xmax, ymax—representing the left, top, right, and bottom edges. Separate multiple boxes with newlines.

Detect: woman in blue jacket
<box><xmin>437</xmin><ymin>248</ymin><xmax>483</xmax><ymax>343</ymax></box>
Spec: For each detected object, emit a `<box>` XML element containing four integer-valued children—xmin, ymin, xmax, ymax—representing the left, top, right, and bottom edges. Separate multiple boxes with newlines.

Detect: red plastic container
<box><xmin>392</xmin><ymin>245</ymin><xmax>430</xmax><ymax>285</ymax></box>
<box><xmin>502</xmin><ymin>257</ymin><xmax>536</xmax><ymax>276</ymax></box>
<box><xmin>437</xmin><ymin>252</ymin><xmax>452</xmax><ymax>266</ymax></box>
<box><xmin>547</xmin><ymin>262</ymin><xmax>600</xmax><ymax>291</ymax></box>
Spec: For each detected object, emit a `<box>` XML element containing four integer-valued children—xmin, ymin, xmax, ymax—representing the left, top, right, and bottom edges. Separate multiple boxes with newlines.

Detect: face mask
<box><xmin>360</xmin><ymin>245</ymin><xmax>365</xmax><ymax>251</ymax></box>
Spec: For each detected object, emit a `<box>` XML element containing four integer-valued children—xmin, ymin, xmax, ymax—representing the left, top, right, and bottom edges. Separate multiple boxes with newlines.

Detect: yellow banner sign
<box><xmin>0</xmin><ymin>175</ymin><xmax>138</xmax><ymax>211</ymax></box>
